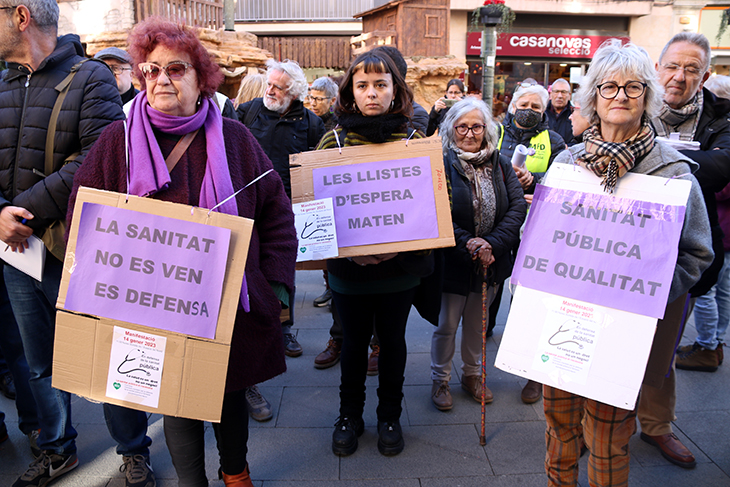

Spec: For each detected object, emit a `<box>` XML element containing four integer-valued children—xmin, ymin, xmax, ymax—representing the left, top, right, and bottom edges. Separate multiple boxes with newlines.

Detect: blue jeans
<box><xmin>4</xmin><ymin>255</ymin><xmax>76</xmax><ymax>454</ymax></box>
<box><xmin>0</xmin><ymin>263</ymin><xmax>39</xmax><ymax>434</ymax></box>
<box><xmin>104</xmin><ymin>404</ymin><xmax>151</xmax><ymax>457</ymax></box>
<box><xmin>693</xmin><ymin>251</ymin><xmax>730</xmax><ymax>350</ymax></box>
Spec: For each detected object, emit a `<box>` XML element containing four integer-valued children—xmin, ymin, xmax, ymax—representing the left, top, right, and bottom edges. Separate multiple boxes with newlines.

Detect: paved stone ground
<box><xmin>1</xmin><ymin>269</ymin><xmax>729</xmax><ymax>486</ymax></box>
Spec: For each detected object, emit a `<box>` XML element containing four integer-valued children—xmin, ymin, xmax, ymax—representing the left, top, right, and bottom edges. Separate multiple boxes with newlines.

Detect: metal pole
<box><xmin>224</xmin><ymin>0</ymin><xmax>235</xmax><ymax>31</ymax></box>
<box><xmin>481</xmin><ymin>27</ymin><xmax>496</xmax><ymax>109</ymax></box>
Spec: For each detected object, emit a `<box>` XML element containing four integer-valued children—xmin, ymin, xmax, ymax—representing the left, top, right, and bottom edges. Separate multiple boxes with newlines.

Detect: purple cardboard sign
<box><xmin>312</xmin><ymin>156</ymin><xmax>438</xmax><ymax>247</ymax></box>
<box><xmin>65</xmin><ymin>203</ymin><xmax>232</xmax><ymax>339</ymax></box>
<box><xmin>511</xmin><ymin>185</ymin><xmax>685</xmax><ymax>318</ymax></box>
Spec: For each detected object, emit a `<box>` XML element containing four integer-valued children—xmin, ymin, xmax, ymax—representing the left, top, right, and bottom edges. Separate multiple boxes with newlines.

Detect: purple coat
<box><xmin>69</xmin><ymin>118</ymin><xmax>297</xmax><ymax>391</ymax></box>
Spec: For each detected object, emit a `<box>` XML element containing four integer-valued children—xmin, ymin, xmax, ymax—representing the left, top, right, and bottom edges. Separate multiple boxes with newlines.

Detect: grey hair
<box><xmin>575</xmin><ymin>41</ymin><xmax>664</xmax><ymax>125</ymax></box>
<box><xmin>265</xmin><ymin>58</ymin><xmax>308</xmax><ymax>101</ymax></box>
<box><xmin>659</xmin><ymin>32</ymin><xmax>711</xmax><ymax>74</ymax></box>
<box><xmin>704</xmin><ymin>75</ymin><xmax>730</xmax><ymax>100</ymax></box>
<box><xmin>310</xmin><ymin>77</ymin><xmax>338</xmax><ymax>99</ymax></box>
<box><xmin>551</xmin><ymin>78</ymin><xmax>570</xmax><ymax>90</ymax></box>
<box><xmin>0</xmin><ymin>0</ymin><xmax>58</xmax><ymax>29</ymax></box>
<box><xmin>508</xmin><ymin>84</ymin><xmax>549</xmax><ymax>113</ymax></box>
<box><xmin>440</xmin><ymin>97</ymin><xmax>499</xmax><ymax>153</ymax></box>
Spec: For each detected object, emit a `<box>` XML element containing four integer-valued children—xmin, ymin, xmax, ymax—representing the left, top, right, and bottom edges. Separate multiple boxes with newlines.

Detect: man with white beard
<box><xmin>236</xmin><ymin>59</ymin><xmax>324</xmax><ymax>420</ymax></box>
<box><xmin>237</xmin><ymin>59</ymin><xmax>325</xmax><ymax>200</ymax></box>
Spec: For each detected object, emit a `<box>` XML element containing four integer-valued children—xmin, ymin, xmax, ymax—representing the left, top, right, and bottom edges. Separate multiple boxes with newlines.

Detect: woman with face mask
<box><xmin>497</xmin><ymin>83</ymin><xmax>566</xmax><ymax>196</ymax></box>
<box><xmin>492</xmin><ymin>82</ymin><xmax>566</xmax><ymax>406</ymax></box>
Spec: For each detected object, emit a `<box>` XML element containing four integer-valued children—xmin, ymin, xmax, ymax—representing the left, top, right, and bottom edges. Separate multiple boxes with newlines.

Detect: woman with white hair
<box><xmin>498</xmin><ymin>83</ymin><xmax>565</xmax><ymax>195</ymax></box>
<box><xmin>544</xmin><ymin>41</ymin><xmax>712</xmax><ymax>487</ymax></box>
<box><xmin>429</xmin><ymin>98</ymin><xmax>526</xmax><ymax>411</ymax></box>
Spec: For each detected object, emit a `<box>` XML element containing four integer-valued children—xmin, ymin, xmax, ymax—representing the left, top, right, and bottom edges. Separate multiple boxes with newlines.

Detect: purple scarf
<box><xmin>127</xmin><ymin>92</ymin><xmax>250</xmax><ymax>311</ymax></box>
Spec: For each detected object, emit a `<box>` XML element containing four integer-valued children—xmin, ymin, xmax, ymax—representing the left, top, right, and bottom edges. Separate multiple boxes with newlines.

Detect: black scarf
<box><xmin>337</xmin><ymin>112</ymin><xmax>409</xmax><ymax>143</ymax></box>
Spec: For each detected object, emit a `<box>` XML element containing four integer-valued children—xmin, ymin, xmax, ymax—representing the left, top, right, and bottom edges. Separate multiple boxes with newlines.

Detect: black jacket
<box><xmin>427</xmin><ymin>104</ymin><xmax>449</xmax><ymax>137</ymax></box>
<box><xmin>237</xmin><ymin>97</ymin><xmax>325</xmax><ymax>198</ymax></box>
<box><xmin>443</xmin><ymin>148</ymin><xmax>527</xmax><ymax>295</ymax></box>
<box><xmin>675</xmin><ymin>88</ymin><xmax>730</xmax><ymax>296</ymax></box>
<box><xmin>0</xmin><ymin>34</ymin><xmax>123</xmax><ymax>232</ymax></box>
<box><xmin>499</xmin><ymin>112</ymin><xmax>565</xmax><ymax>193</ymax></box>
<box><xmin>545</xmin><ymin>100</ymin><xmax>574</xmax><ymax>146</ymax></box>
<box><xmin>411</xmin><ymin>101</ymin><xmax>429</xmax><ymax>134</ymax></box>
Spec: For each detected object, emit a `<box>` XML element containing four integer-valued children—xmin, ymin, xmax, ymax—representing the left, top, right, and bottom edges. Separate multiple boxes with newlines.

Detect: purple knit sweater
<box><xmin>69</xmin><ymin>118</ymin><xmax>297</xmax><ymax>391</ymax></box>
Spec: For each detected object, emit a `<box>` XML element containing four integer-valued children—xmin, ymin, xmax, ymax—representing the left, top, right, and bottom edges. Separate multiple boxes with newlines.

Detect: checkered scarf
<box><xmin>653</xmin><ymin>90</ymin><xmax>703</xmax><ymax>141</ymax></box>
<box><xmin>578</xmin><ymin>120</ymin><xmax>655</xmax><ymax>193</ymax></box>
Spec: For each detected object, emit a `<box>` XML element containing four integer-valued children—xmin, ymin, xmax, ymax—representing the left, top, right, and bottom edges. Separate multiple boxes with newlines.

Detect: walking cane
<box><xmin>480</xmin><ymin>264</ymin><xmax>488</xmax><ymax>446</ymax></box>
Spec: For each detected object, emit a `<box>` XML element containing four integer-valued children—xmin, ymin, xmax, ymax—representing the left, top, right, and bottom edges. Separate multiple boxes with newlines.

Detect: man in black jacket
<box><xmin>640</xmin><ymin>32</ymin><xmax>730</xmax><ymax>471</ymax></box>
<box><xmin>0</xmin><ymin>2</ymin><xmax>154</xmax><ymax>486</ymax></box>
<box><xmin>545</xmin><ymin>78</ymin><xmax>574</xmax><ymax>145</ymax></box>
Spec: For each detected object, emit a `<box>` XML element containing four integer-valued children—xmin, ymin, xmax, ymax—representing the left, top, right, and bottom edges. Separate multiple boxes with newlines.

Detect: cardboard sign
<box><xmin>65</xmin><ymin>202</ymin><xmax>231</xmax><ymax>339</ymax></box>
<box><xmin>54</xmin><ymin>187</ymin><xmax>253</xmax><ymax>422</ymax></box>
<box><xmin>290</xmin><ymin>137</ymin><xmax>454</xmax><ymax>258</ymax></box>
<box><xmin>496</xmin><ymin>164</ymin><xmax>692</xmax><ymax>409</ymax></box>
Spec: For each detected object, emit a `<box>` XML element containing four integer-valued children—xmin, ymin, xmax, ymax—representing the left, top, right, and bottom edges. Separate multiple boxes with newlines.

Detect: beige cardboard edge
<box><xmin>290</xmin><ymin>137</ymin><xmax>454</xmax><ymax>259</ymax></box>
<box><xmin>53</xmin><ymin>187</ymin><xmax>253</xmax><ymax>422</ymax></box>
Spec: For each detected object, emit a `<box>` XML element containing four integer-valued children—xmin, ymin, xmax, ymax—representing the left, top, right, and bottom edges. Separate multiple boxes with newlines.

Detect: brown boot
<box><xmin>676</xmin><ymin>342</ymin><xmax>719</xmax><ymax>372</ymax></box>
<box><xmin>314</xmin><ymin>338</ymin><xmax>342</xmax><ymax>369</ymax></box>
<box><xmin>521</xmin><ymin>380</ymin><xmax>542</xmax><ymax>404</ymax></box>
<box><xmin>222</xmin><ymin>464</ymin><xmax>254</xmax><ymax>486</ymax></box>
<box><xmin>461</xmin><ymin>374</ymin><xmax>493</xmax><ymax>403</ymax></box>
<box><xmin>431</xmin><ymin>380</ymin><xmax>453</xmax><ymax>411</ymax></box>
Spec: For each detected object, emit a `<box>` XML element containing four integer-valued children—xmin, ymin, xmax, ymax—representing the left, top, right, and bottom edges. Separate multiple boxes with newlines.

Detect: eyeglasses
<box><xmin>454</xmin><ymin>124</ymin><xmax>486</xmax><ymax>136</ymax></box>
<box><xmin>660</xmin><ymin>63</ymin><xmax>703</xmax><ymax>77</ymax></box>
<box><xmin>0</xmin><ymin>6</ymin><xmax>17</xmax><ymax>11</ymax></box>
<box><xmin>110</xmin><ymin>66</ymin><xmax>132</xmax><ymax>76</ymax></box>
<box><xmin>138</xmin><ymin>62</ymin><xmax>193</xmax><ymax>81</ymax></box>
<box><xmin>307</xmin><ymin>96</ymin><xmax>329</xmax><ymax>103</ymax></box>
<box><xmin>596</xmin><ymin>81</ymin><xmax>647</xmax><ymax>100</ymax></box>
<box><xmin>552</xmin><ymin>89</ymin><xmax>570</xmax><ymax>96</ymax></box>
<box><xmin>446</xmin><ymin>90</ymin><xmax>463</xmax><ymax>96</ymax></box>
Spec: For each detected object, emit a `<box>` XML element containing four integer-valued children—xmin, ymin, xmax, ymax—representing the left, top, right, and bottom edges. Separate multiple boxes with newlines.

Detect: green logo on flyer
<box><xmin>541</xmin><ymin>354</ymin><xmax>549</xmax><ymax>362</ymax></box>
<box><xmin>113</xmin><ymin>382</ymin><xmax>121</xmax><ymax>389</ymax></box>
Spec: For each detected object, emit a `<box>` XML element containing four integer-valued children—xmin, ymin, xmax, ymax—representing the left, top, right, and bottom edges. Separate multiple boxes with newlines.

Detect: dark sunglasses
<box><xmin>138</xmin><ymin>62</ymin><xmax>193</xmax><ymax>81</ymax></box>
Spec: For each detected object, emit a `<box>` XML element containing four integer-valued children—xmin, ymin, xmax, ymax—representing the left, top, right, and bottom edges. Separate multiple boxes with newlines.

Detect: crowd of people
<box><xmin>0</xmin><ymin>1</ymin><xmax>728</xmax><ymax>486</ymax></box>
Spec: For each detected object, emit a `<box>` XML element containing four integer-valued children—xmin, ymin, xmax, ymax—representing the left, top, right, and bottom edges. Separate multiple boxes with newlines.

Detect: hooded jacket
<box><xmin>0</xmin><ymin>34</ymin><xmax>124</xmax><ymax>232</ymax></box>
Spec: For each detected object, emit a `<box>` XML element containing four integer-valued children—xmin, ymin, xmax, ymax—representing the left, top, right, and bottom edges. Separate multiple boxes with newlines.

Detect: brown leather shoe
<box><xmin>676</xmin><ymin>342</ymin><xmax>719</xmax><ymax>372</ymax></box>
<box><xmin>314</xmin><ymin>338</ymin><xmax>342</xmax><ymax>369</ymax></box>
<box><xmin>521</xmin><ymin>380</ymin><xmax>542</xmax><ymax>404</ymax></box>
<box><xmin>367</xmin><ymin>344</ymin><xmax>379</xmax><ymax>376</ymax></box>
<box><xmin>640</xmin><ymin>432</ymin><xmax>696</xmax><ymax>468</ymax></box>
<box><xmin>461</xmin><ymin>375</ymin><xmax>493</xmax><ymax>403</ymax></box>
<box><xmin>431</xmin><ymin>380</ymin><xmax>453</xmax><ymax>411</ymax></box>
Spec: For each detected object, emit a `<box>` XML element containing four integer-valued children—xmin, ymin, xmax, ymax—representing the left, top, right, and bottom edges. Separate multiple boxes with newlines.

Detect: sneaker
<box><xmin>283</xmin><ymin>333</ymin><xmax>303</xmax><ymax>357</ymax></box>
<box><xmin>377</xmin><ymin>420</ymin><xmax>404</xmax><ymax>456</ymax></box>
<box><xmin>676</xmin><ymin>342</ymin><xmax>719</xmax><ymax>372</ymax></box>
<box><xmin>120</xmin><ymin>454</ymin><xmax>155</xmax><ymax>487</ymax></box>
<box><xmin>367</xmin><ymin>345</ymin><xmax>379</xmax><ymax>376</ymax></box>
<box><xmin>313</xmin><ymin>288</ymin><xmax>332</xmax><ymax>307</ymax></box>
<box><xmin>0</xmin><ymin>421</ymin><xmax>7</xmax><ymax>444</ymax></box>
<box><xmin>244</xmin><ymin>385</ymin><xmax>273</xmax><ymax>422</ymax></box>
<box><xmin>1</xmin><ymin>371</ymin><xmax>16</xmax><ymax>400</ymax></box>
<box><xmin>27</xmin><ymin>429</ymin><xmax>41</xmax><ymax>458</ymax></box>
<box><xmin>431</xmin><ymin>380</ymin><xmax>453</xmax><ymax>411</ymax></box>
<box><xmin>332</xmin><ymin>416</ymin><xmax>364</xmax><ymax>456</ymax></box>
<box><xmin>314</xmin><ymin>338</ymin><xmax>342</xmax><ymax>369</ymax></box>
<box><xmin>12</xmin><ymin>451</ymin><xmax>79</xmax><ymax>487</ymax></box>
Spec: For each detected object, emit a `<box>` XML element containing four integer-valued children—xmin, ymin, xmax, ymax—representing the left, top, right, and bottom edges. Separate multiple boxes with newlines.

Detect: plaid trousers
<box><xmin>544</xmin><ymin>385</ymin><xmax>636</xmax><ymax>487</ymax></box>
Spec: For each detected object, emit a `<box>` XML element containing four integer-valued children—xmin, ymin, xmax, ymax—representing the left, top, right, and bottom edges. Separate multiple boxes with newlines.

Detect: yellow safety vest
<box><xmin>497</xmin><ymin>125</ymin><xmax>552</xmax><ymax>173</ymax></box>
